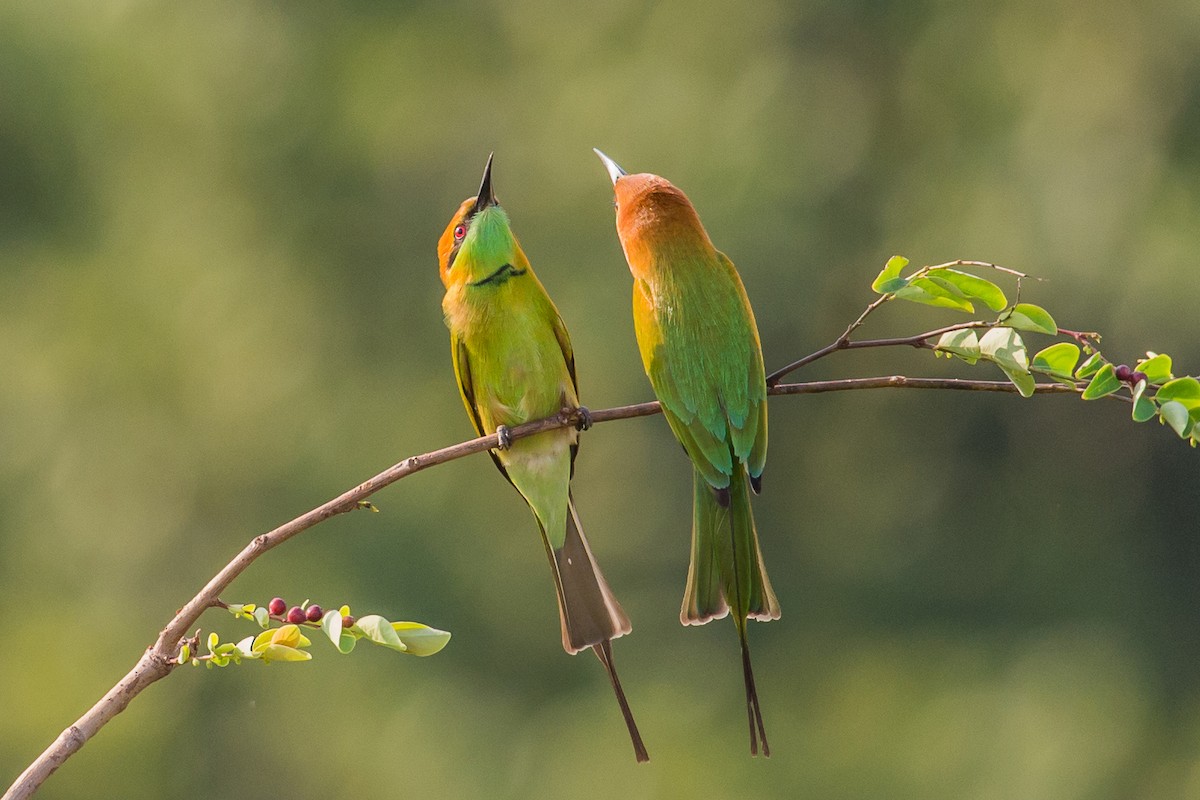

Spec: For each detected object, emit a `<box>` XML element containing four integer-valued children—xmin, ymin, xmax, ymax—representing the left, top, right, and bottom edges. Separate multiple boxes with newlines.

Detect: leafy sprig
<box><xmin>176</xmin><ymin>598</ymin><xmax>450</xmax><ymax>667</ymax></box>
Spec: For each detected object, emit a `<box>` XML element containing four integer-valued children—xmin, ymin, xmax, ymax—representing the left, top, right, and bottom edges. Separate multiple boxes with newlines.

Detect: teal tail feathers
<box><xmin>682</xmin><ymin>466</ymin><xmax>779</xmax><ymax>756</ymax></box>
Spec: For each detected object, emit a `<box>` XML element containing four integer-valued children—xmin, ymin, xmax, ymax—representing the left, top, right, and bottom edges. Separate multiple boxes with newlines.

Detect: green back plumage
<box><xmin>636</xmin><ymin>244</ymin><xmax>767</xmax><ymax>488</ymax></box>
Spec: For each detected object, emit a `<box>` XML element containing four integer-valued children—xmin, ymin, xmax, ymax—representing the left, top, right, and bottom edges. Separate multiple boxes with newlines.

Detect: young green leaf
<box><xmin>934</xmin><ymin>329</ymin><xmax>981</xmax><ymax>364</ymax></box>
<box><xmin>1136</xmin><ymin>353</ymin><xmax>1172</xmax><ymax>384</ymax></box>
<box><xmin>979</xmin><ymin>328</ymin><xmax>1034</xmax><ymax>397</ymax></box>
<box><xmin>1081</xmin><ymin>363</ymin><xmax>1121</xmax><ymax>400</ymax></box>
<box><xmin>979</xmin><ymin>327</ymin><xmax>1029</xmax><ymax>371</ymax></box>
<box><xmin>998</xmin><ymin>364</ymin><xmax>1037</xmax><ymax>397</ymax></box>
<box><xmin>253</xmin><ymin>607</ymin><xmax>270</xmax><ymax>629</ymax></box>
<box><xmin>1075</xmin><ymin>352</ymin><xmax>1105</xmax><ymax>379</ymax></box>
<box><xmin>1160</xmin><ymin>400</ymin><xmax>1192</xmax><ymax>437</ymax></box>
<box><xmin>322</xmin><ymin>609</ymin><xmax>357</xmax><ymax>654</ymax></box>
<box><xmin>257</xmin><ymin>644</ymin><xmax>312</xmax><ymax>664</ymax></box>
<box><xmin>894</xmin><ymin>280</ymin><xmax>975</xmax><ymax>312</ymax></box>
<box><xmin>872</xmin><ymin>255</ymin><xmax>909</xmax><ymax>293</ymax></box>
<box><xmin>354</xmin><ymin>615</ymin><xmax>408</xmax><ymax>653</ymax></box>
<box><xmin>1031</xmin><ymin>342</ymin><xmax>1080</xmax><ymax>377</ymax></box>
<box><xmin>226</xmin><ymin>603</ymin><xmax>257</xmax><ymax>621</ymax></box>
<box><xmin>1004</xmin><ymin>303</ymin><xmax>1057</xmax><ymax>335</ymax></box>
<box><xmin>391</xmin><ymin>622</ymin><xmax>452</xmax><ymax>657</ymax></box>
<box><xmin>926</xmin><ymin>268</ymin><xmax>1008</xmax><ymax>311</ymax></box>
<box><xmin>1155</xmin><ymin>376</ymin><xmax>1200</xmax><ymax>409</ymax></box>
<box><xmin>1131</xmin><ymin>380</ymin><xmax>1157</xmax><ymax>422</ymax></box>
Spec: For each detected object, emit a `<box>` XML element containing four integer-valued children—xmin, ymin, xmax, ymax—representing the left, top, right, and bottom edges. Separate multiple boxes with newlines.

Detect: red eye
<box><xmin>453</xmin><ymin>224</ymin><xmax>466</xmax><ymax>241</ymax></box>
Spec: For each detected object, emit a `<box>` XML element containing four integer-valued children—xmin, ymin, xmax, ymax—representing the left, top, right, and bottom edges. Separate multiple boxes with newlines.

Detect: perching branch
<box><xmin>0</xmin><ymin>370</ymin><xmax>1115</xmax><ymax>799</ymax></box>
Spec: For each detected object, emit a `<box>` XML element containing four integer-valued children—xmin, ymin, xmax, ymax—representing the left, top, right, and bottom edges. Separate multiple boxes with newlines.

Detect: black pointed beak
<box><xmin>472</xmin><ymin>152</ymin><xmax>497</xmax><ymax>215</ymax></box>
<box><xmin>593</xmin><ymin>148</ymin><xmax>627</xmax><ymax>185</ymax></box>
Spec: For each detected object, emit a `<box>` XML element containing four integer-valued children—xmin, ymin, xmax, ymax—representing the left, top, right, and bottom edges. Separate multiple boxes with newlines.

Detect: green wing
<box><xmin>548</xmin><ymin>305</ymin><xmax>583</xmax><ymax>474</ymax></box>
<box><xmin>641</xmin><ymin>250</ymin><xmax>766</xmax><ymax>487</ymax></box>
<box><xmin>451</xmin><ymin>332</ymin><xmax>510</xmax><ymax>482</ymax></box>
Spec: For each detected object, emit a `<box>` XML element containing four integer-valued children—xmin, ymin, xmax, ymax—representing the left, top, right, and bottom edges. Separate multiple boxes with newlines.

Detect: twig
<box><xmin>767</xmin><ymin>320</ymin><xmax>998</xmax><ymax>386</ymax></box>
<box><xmin>0</xmin><ymin>372</ymin><xmax>1096</xmax><ymax>800</ymax></box>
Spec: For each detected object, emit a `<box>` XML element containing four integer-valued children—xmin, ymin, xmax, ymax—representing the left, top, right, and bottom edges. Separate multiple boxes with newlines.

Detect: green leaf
<box><xmin>1081</xmin><ymin>363</ymin><xmax>1121</xmax><ymax>400</ymax></box>
<box><xmin>1160</xmin><ymin>400</ymin><xmax>1192</xmax><ymax>437</ymax></box>
<box><xmin>226</xmin><ymin>603</ymin><xmax>257</xmax><ymax>621</ymax></box>
<box><xmin>998</xmin><ymin>363</ymin><xmax>1037</xmax><ymax>397</ymax></box>
<box><xmin>355</xmin><ymin>614</ymin><xmax>408</xmax><ymax>653</ymax></box>
<box><xmin>207</xmin><ymin>632</ymin><xmax>220</xmax><ymax>653</ymax></box>
<box><xmin>894</xmin><ymin>280</ymin><xmax>975</xmax><ymax>312</ymax></box>
<box><xmin>1155</xmin><ymin>376</ymin><xmax>1200</xmax><ymax>409</ymax></box>
<box><xmin>934</xmin><ymin>329</ymin><xmax>980</xmax><ymax>364</ymax></box>
<box><xmin>252</xmin><ymin>628</ymin><xmax>275</xmax><ymax>652</ymax></box>
<box><xmin>1131</xmin><ymin>380</ymin><xmax>1157</xmax><ymax>422</ymax></box>
<box><xmin>253</xmin><ymin>607</ymin><xmax>270</xmax><ymax>628</ymax></box>
<box><xmin>391</xmin><ymin>622</ymin><xmax>452</xmax><ymax>657</ymax></box>
<box><xmin>979</xmin><ymin>327</ymin><xmax>1029</xmax><ymax>371</ymax></box>
<box><xmin>322</xmin><ymin>609</ymin><xmax>356</xmax><ymax>654</ymax></box>
<box><xmin>979</xmin><ymin>328</ymin><xmax>1033</xmax><ymax>397</ymax></box>
<box><xmin>926</xmin><ymin>268</ymin><xmax>1008</xmax><ymax>311</ymax></box>
<box><xmin>1136</xmin><ymin>353</ymin><xmax>1172</xmax><ymax>384</ymax></box>
<box><xmin>179</xmin><ymin>643</ymin><xmax>190</xmax><ymax>663</ymax></box>
<box><xmin>1031</xmin><ymin>342</ymin><xmax>1080</xmax><ymax>377</ymax></box>
<box><xmin>258</xmin><ymin>644</ymin><xmax>312</xmax><ymax>664</ymax></box>
<box><xmin>1075</xmin><ymin>352</ymin><xmax>1105</xmax><ymax>379</ymax></box>
<box><xmin>1005</xmin><ymin>303</ymin><xmax>1057</xmax><ymax>335</ymax></box>
<box><xmin>872</xmin><ymin>255</ymin><xmax>909</xmax><ymax>293</ymax></box>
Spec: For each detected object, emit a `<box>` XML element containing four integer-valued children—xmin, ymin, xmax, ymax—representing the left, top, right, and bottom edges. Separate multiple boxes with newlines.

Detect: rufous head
<box><xmin>592</xmin><ymin>149</ymin><xmax>715</xmax><ymax>273</ymax></box>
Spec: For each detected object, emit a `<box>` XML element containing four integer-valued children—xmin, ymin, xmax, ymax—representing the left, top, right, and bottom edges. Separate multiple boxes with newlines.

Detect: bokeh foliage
<box><xmin>2</xmin><ymin>1</ymin><xmax>1200</xmax><ymax>797</ymax></box>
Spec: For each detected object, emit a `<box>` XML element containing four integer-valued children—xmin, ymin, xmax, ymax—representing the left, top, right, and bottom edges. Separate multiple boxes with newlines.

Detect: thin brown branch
<box><xmin>1</xmin><ymin>371</ymin><xmax>1094</xmax><ymax>800</ymax></box>
<box><xmin>767</xmin><ymin>320</ymin><xmax>998</xmax><ymax>386</ymax></box>
<box><xmin>771</xmin><ymin>376</ymin><xmax>1081</xmax><ymax>396</ymax></box>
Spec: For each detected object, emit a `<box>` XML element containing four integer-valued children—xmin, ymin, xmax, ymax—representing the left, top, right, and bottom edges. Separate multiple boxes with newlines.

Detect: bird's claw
<box><xmin>574</xmin><ymin>406</ymin><xmax>593</xmax><ymax>432</ymax></box>
<box><xmin>495</xmin><ymin>425</ymin><xmax>512</xmax><ymax>450</ymax></box>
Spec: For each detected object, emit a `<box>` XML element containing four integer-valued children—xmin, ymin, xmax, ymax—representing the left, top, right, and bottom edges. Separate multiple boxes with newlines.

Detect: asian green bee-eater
<box><xmin>594</xmin><ymin>149</ymin><xmax>780</xmax><ymax>757</ymax></box>
<box><xmin>438</xmin><ymin>154</ymin><xmax>648</xmax><ymax>762</ymax></box>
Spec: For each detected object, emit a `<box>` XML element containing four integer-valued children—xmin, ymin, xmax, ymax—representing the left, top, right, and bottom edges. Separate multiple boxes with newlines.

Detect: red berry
<box><xmin>342</xmin><ymin>614</ymin><xmax>356</xmax><ymax>629</ymax></box>
<box><xmin>1114</xmin><ymin>364</ymin><xmax>1132</xmax><ymax>382</ymax></box>
<box><xmin>306</xmin><ymin>605</ymin><xmax>323</xmax><ymax>622</ymax></box>
<box><xmin>1132</xmin><ymin>371</ymin><xmax>1149</xmax><ymax>385</ymax></box>
<box><xmin>286</xmin><ymin>606</ymin><xmax>306</xmax><ymax>624</ymax></box>
<box><xmin>268</xmin><ymin>597</ymin><xmax>286</xmax><ymax>617</ymax></box>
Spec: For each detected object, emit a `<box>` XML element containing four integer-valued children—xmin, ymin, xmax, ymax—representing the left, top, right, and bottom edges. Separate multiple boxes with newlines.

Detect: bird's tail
<box><xmin>682</xmin><ymin>466</ymin><xmax>779</xmax><ymax>756</ymax></box>
<box><xmin>542</xmin><ymin>494</ymin><xmax>647</xmax><ymax>762</ymax></box>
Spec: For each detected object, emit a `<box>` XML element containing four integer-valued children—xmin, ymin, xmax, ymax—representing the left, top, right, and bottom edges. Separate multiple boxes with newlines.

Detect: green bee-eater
<box><xmin>594</xmin><ymin>149</ymin><xmax>780</xmax><ymax>756</ymax></box>
<box><xmin>438</xmin><ymin>154</ymin><xmax>648</xmax><ymax>762</ymax></box>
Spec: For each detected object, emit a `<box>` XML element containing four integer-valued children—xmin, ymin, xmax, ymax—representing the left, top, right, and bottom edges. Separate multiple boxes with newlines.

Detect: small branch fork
<box><xmin>768</xmin><ymin>261</ymin><xmax>1054</xmax><ymax>387</ymax></box>
<box><xmin>1</xmin><ymin>267</ymin><xmax>1098</xmax><ymax>800</ymax></box>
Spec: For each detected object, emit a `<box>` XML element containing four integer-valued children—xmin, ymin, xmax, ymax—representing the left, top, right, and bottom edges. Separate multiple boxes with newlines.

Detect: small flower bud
<box><xmin>306</xmin><ymin>605</ymin><xmax>323</xmax><ymax>623</ymax></box>
<box><xmin>286</xmin><ymin>606</ymin><xmax>306</xmax><ymax>624</ymax></box>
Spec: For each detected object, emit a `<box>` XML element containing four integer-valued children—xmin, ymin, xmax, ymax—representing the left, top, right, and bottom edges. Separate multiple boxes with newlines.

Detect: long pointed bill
<box><xmin>472</xmin><ymin>152</ymin><xmax>497</xmax><ymax>215</ymax></box>
<box><xmin>593</xmin><ymin>148</ymin><xmax>627</xmax><ymax>185</ymax></box>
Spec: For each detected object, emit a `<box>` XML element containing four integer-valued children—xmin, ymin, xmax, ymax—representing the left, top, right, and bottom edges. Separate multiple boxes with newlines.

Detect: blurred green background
<box><xmin>3</xmin><ymin>1</ymin><xmax>1200</xmax><ymax>797</ymax></box>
